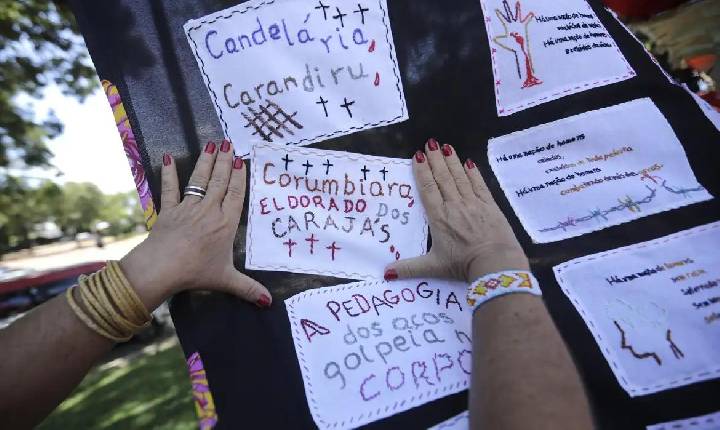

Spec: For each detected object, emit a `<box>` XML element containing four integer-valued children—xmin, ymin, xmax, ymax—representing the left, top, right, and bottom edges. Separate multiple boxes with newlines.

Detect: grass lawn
<box><xmin>38</xmin><ymin>341</ymin><xmax>197</xmax><ymax>430</ymax></box>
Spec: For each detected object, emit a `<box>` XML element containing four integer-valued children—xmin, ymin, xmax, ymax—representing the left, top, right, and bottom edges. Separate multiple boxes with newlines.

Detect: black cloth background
<box><xmin>68</xmin><ymin>0</ymin><xmax>720</xmax><ymax>428</ymax></box>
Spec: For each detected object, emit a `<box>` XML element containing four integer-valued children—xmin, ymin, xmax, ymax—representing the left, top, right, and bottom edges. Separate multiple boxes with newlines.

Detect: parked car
<box><xmin>0</xmin><ymin>262</ymin><xmax>169</xmax><ymax>338</ymax></box>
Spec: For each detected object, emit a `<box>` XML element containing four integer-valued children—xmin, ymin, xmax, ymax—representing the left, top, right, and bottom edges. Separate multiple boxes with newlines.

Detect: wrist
<box><xmin>118</xmin><ymin>241</ymin><xmax>176</xmax><ymax>311</ymax></box>
<box><xmin>466</xmin><ymin>244</ymin><xmax>529</xmax><ymax>282</ymax></box>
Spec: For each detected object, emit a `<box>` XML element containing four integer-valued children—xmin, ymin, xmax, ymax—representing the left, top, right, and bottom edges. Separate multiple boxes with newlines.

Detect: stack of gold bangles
<box><xmin>66</xmin><ymin>260</ymin><xmax>152</xmax><ymax>342</ymax></box>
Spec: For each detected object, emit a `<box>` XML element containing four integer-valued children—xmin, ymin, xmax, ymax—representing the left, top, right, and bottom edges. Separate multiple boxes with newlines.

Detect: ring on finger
<box><xmin>183</xmin><ymin>185</ymin><xmax>207</xmax><ymax>199</ymax></box>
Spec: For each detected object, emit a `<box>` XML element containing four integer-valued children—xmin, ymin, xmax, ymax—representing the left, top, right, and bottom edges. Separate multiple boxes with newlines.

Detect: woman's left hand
<box><xmin>119</xmin><ymin>139</ymin><xmax>272</xmax><ymax>311</ymax></box>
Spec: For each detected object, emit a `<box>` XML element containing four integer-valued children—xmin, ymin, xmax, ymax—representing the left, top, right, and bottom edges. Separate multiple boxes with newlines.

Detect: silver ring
<box><xmin>183</xmin><ymin>186</ymin><xmax>207</xmax><ymax>198</ymax></box>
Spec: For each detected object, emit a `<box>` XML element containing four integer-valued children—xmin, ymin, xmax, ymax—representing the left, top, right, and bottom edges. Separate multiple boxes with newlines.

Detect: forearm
<box><xmin>469</xmin><ymin>294</ymin><xmax>594</xmax><ymax>429</ymax></box>
<box><xmin>0</xmin><ymin>289</ymin><xmax>114</xmax><ymax>429</ymax></box>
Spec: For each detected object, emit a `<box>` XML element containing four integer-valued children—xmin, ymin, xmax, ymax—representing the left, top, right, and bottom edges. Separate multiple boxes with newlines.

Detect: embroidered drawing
<box><xmin>493</xmin><ymin>0</ymin><xmax>542</xmax><ymax>89</ymax></box>
<box><xmin>242</xmin><ymin>99</ymin><xmax>304</xmax><ymax>142</ymax></box>
<box><xmin>607</xmin><ymin>299</ymin><xmax>685</xmax><ymax>366</ymax></box>
<box><xmin>614</xmin><ymin>320</ymin><xmax>662</xmax><ymax>366</ymax></box>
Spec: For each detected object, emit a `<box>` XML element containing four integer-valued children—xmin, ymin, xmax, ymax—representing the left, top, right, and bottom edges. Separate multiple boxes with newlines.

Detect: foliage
<box><xmin>0</xmin><ymin>0</ymin><xmax>97</xmax><ymax>169</ymax></box>
<box><xmin>37</xmin><ymin>342</ymin><xmax>196</xmax><ymax>430</ymax></box>
<box><xmin>0</xmin><ymin>179</ymin><xmax>145</xmax><ymax>253</ymax></box>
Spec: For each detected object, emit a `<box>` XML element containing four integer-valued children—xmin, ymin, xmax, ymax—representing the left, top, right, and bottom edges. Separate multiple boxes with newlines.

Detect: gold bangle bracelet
<box><xmin>107</xmin><ymin>261</ymin><xmax>151</xmax><ymax>322</ymax></box>
<box><xmin>78</xmin><ymin>275</ymin><xmax>125</xmax><ymax>339</ymax></box>
<box><xmin>95</xmin><ymin>272</ymin><xmax>139</xmax><ymax>335</ymax></box>
<box><xmin>104</xmin><ymin>263</ymin><xmax>147</xmax><ymax>325</ymax></box>
<box><xmin>66</xmin><ymin>286</ymin><xmax>130</xmax><ymax>342</ymax></box>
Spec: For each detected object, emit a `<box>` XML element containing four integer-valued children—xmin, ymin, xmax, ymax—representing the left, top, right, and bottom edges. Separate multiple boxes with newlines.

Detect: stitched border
<box><xmin>431</xmin><ymin>411</ymin><xmax>469</xmax><ymax>430</ymax></box>
<box><xmin>486</xmin><ymin>98</ymin><xmax>713</xmax><ymax>243</ymax></box>
<box><xmin>648</xmin><ymin>410</ymin><xmax>720</xmax><ymax>430</ymax></box>
<box><xmin>284</xmin><ymin>280</ymin><xmax>470</xmax><ymax>429</ymax></box>
<box><xmin>183</xmin><ymin>0</ymin><xmax>407</xmax><ymax>156</ymax></box>
<box><xmin>478</xmin><ymin>0</ymin><xmax>637</xmax><ymax>116</ymax></box>
<box><xmin>245</xmin><ymin>142</ymin><xmax>429</xmax><ymax>280</ymax></box>
<box><xmin>553</xmin><ymin>221</ymin><xmax>720</xmax><ymax>396</ymax></box>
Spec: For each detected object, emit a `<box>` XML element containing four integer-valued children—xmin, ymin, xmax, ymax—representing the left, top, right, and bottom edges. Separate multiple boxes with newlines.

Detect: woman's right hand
<box><xmin>384</xmin><ymin>138</ymin><xmax>529</xmax><ymax>283</ymax></box>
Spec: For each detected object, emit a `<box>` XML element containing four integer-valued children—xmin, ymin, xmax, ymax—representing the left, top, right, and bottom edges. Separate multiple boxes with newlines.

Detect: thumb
<box><xmin>384</xmin><ymin>254</ymin><xmax>445</xmax><ymax>281</ymax></box>
<box><xmin>222</xmin><ymin>270</ymin><xmax>273</xmax><ymax>308</ymax></box>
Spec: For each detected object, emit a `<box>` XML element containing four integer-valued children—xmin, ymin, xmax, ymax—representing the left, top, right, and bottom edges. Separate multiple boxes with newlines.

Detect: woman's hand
<box><xmin>385</xmin><ymin>138</ymin><xmax>528</xmax><ymax>283</ymax></box>
<box><xmin>119</xmin><ymin>139</ymin><xmax>272</xmax><ymax>311</ymax></box>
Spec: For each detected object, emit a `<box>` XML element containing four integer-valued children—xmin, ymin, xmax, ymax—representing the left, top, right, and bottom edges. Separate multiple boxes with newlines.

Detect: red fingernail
<box><xmin>220</xmin><ymin>139</ymin><xmax>231</xmax><ymax>153</ymax></box>
<box><xmin>256</xmin><ymin>294</ymin><xmax>271</xmax><ymax>308</ymax></box>
<box><xmin>233</xmin><ymin>157</ymin><xmax>244</xmax><ymax>169</ymax></box>
<box><xmin>205</xmin><ymin>141</ymin><xmax>216</xmax><ymax>154</ymax></box>
<box><xmin>427</xmin><ymin>138</ymin><xmax>439</xmax><ymax>151</ymax></box>
<box><xmin>414</xmin><ymin>150</ymin><xmax>426</xmax><ymax>163</ymax></box>
<box><xmin>465</xmin><ymin>158</ymin><xmax>476</xmax><ymax>169</ymax></box>
<box><xmin>442</xmin><ymin>144</ymin><xmax>453</xmax><ymax>157</ymax></box>
<box><xmin>384</xmin><ymin>268</ymin><xmax>398</xmax><ymax>281</ymax></box>
<box><xmin>162</xmin><ymin>153</ymin><xmax>171</xmax><ymax>166</ymax></box>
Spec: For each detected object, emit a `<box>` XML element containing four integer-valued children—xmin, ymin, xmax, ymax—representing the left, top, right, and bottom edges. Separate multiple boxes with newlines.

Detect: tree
<box><xmin>0</xmin><ymin>0</ymin><xmax>97</xmax><ymax>169</ymax></box>
<box><xmin>58</xmin><ymin>182</ymin><xmax>104</xmax><ymax>235</ymax></box>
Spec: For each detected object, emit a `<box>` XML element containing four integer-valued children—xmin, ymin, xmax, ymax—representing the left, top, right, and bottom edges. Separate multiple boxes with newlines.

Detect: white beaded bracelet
<box><xmin>466</xmin><ymin>270</ymin><xmax>542</xmax><ymax>312</ymax></box>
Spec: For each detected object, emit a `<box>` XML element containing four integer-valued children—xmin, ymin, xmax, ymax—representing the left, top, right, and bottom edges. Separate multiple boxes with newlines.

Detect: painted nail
<box><xmin>427</xmin><ymin>138</ymin><xmax>439</xmax><ymax>151</ymax></box>
<box><xmin>442</xmin><ymin>144</ymin><xmax>453</xmax><ymax>157</ymax></box>
<box><xmin>205</xmin><ymin>141</ymin><xmax>216</xmax><ymax>154</ymax></box>
<box><xmin>465</xmin><ymin>158</ymin><xmax>476</xmax><ymax>169</ymax></box>
<box><xmin>233</xmin><ymin>157</ymin><xmax>244</xmax><ymax>170</ymax></box>
<box><xmin>414</xmin><ymin>150</ymin><xmax>426</xmax><ymax>163</ymax></box>
<box><xmin>256</xmin><ymin>294</ymin><xmax>271</xmax><ymax>308</ymax></box>
<box><xmin>384</xmin><ymin>268</ymin><xmax>398</xmax><ymax>281</ymax></box>
<box><xmin>162</xmin><ymin>153</ymin><xmax>171</xmax><ymax>166</ymax></box>
<box><xmin>220</xmin><ymin>139</ymin><xmax>231</xmax><ymax>152</ymax></box>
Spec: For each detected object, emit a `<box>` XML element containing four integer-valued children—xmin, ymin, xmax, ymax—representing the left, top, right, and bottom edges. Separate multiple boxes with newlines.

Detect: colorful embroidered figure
<box><xmin>102</xmin><ymin>80</ymin><xmax>157</xmax><ymax>229</ymax></box>
<box><xmin>187</xmin><ymin>352</ymin><xmax>218</xmax><ymax>430</ymax></box>
<box><xmin>493</xmin><ymin>0</ymin><xmax>542</xmax><ymax>89</ymax></box>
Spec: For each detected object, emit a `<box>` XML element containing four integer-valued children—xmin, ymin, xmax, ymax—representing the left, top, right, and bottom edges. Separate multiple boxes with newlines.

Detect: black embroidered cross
<box><xmin>282</xmin><ymin>154</ymin><xmax>294</xmax><ymax>170</ymax></box>
<box><xmin>379</xmin><ymin>167</ymin><xmax>388</xmax><ymax>181</ymax></box>
<box><xmin>302</xmin><ymin>160</ymin><xmax>313</xmax><ymax>175</ymax></box>
<box><xmin>360</xmin><ymin>165</ymin><xmax>370</xmax><ymax>180</ymax></box>
<box><xmin>332</xmin><ymin>7</ymin><xmax>347</xmax><ymax>27</ymax></box>
<box><xmin>353</xmin><ymin>3</ymin><xmax>369</xmax><ymax>24</ymax></box>
<box><xmin>323</xmin><ymin>159</ymin><xmax>334</xmax><ymax>175</ymax></box>
<box><xmin>316</xmin><ymin>96</ymin><xmax>329</xmax><ymax>117</ymax></box>
<box><xmin>315</xmin><ymin>1</ymin><xmax>330</xmax><ymax>19</ymax></box>
<box><xmin>340</xmin><ymin>97</ymin><xmax>355</xmax><ymax>118</ymax></box>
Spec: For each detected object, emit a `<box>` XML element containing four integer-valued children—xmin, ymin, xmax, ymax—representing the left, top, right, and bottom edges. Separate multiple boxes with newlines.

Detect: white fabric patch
<box><xmin>246</xmin><ymin>142</ymin><xmax>427</xmax><ymax>280</ymax></box>
<box><xmin>285</xmin><ymin>279</ymin><xmax>471</xmax><ymax>430</ymax></box>
<box><xmin>647</xmin><ymin>410</ymin><xmax>720</xmax><ymax>430</ymax></box>
<box><xmin>488</xmin><ymin>98</ymin><xmax>712</xmax><ymax>243</ymax></box>
<box><xmin>553</xmin><ymin>221</ymin><xmax>720</xmax><ymax>396</ymax></box>
<box><xmin>428</xmin><ymin>411</ymin><xmax>469</xmax><ymax>430</ymax></box>
<box><xmin>478</xmin><ymin>0</ymin><xmax>636</xmax><ymax>116</ymax></box>
<box><xmin>184</xmin><ymin>0</ymin><xmax>407</xmax><ymax>157</ymax></box>
<box><xmin>683</xmin><ymin>85</ymin><xmax>720</xmax><ymax>133</ymax></box>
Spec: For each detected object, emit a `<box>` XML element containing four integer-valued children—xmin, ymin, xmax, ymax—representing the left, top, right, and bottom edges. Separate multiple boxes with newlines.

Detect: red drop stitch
<box><xmin>374</xmin><ymin>72</ymin><xmax>380</xmax><ymax>86</ymax></box>
<box><xmin>368</xmin><ymin>39</ymin><xmax>376</xmax><ymax>52</ymax></box>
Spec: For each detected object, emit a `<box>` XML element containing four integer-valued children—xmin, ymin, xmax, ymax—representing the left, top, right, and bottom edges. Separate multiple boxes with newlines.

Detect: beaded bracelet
<box><xmin>66</xmin><ymin>261</ymin><xmax>151</xmax><ymax>342</ymax></box>
<box><xmin>466</xmin><ymin>270</ymin><xmax>542</xmax><ymax>313</ymax></box>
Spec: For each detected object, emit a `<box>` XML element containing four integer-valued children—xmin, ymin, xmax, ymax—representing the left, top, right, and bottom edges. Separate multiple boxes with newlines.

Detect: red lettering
<box><xmin>300</xmin><ymin>195</ymin><xmax>310</xmax><ymax>208</ymax></box>
<box><xmin>288</xmin><ymin>195</ymin><xmax>299</xmax><ymax>209</ymax></box>
<box><xmin>356</xmin><ymin>199</ymin><xmax>367</xmax><ymax>213</ymax></box>
<box><xmin>259</xmin><ymin>197</ymin><xmax>270</xmax><ymax>215</ymax></box>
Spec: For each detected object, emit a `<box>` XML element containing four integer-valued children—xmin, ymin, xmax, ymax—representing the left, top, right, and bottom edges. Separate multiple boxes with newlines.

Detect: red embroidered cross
<box><xmin>283</xmin><ymin>238</ymin><xmax>297</xmax><ymax>257</ymax></box>
<box><xmin>326</xmin><ymin>241</ymin><xmax>341</xmax><ymax>261</ymax></box>
<box><xmin>305</xmin><ymin>234</ymin><xmax>319</xmax><ymax>254</ymax></box>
